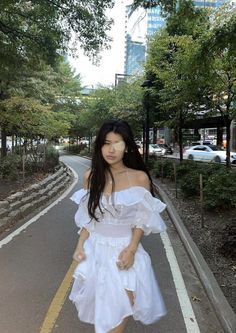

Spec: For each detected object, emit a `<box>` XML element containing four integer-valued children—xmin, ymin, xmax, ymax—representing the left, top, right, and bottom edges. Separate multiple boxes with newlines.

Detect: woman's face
<box><xmin>101</xmin><ymin>132</ymin><xmax>126</xmax><ymax>166</ymax></box>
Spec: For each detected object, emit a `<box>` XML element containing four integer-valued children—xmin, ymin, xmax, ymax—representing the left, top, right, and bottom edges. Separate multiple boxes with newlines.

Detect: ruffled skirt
<box><xmin>69</xmin><ymin>231</ymin><xmax>166</xmax><ymax>333</ymax></box>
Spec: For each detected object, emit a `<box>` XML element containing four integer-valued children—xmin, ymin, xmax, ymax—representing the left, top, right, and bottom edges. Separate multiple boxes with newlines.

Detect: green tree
<box><xmin>0</xmin><ymin>96</ymin><xmax>74</xmax><ymax>141</ymax></box>
<box><xmin>0</xmin><ymin>58</ymin><xmax>80</xmax><ymax>156</ymax></box>
<box><xmin>110</xmin><ymin>80</ymin><xmax>144</xmax><ymax>135</ymax></box>
<box><xmin>69</xmin><ymin>80</ymin><xmax>144</xmax><ymax>143</ymax></box>
<box><xmin>0</xmin><ymin>0</ymin><xmax>114</xmax><ymax>64</ymax></box>
<box><xmin>146</xmin><ymin>31</ymin><xmax>204</xmax><ymax>160</ymax></box>
<box><xmin>52</xmin><ymin>60</ymin><xmax>82</xmax><ymax>117</ymax></box>
<box><xmin>144</xmin><ymin>1</ymin><xmax>211</xmax><ymax>160</ymax></box>
<box><xmin>0</xmin><ymin>0</ymin><xmax>114</xmax><ymax>155</ymax></box>
<box><xmin>166</xmin><ymin>0</ymin><xmax>210</xmax><ymax>37</ymax></box>
<box><xmin>196</xmin><ymin>4</ymin><xmax>236</xmax><ymax>166</ymax></box>
<box><xmin>78</xmin><ymin>87</ymin><xmax>115</xmax><ymax>137</ymax></box>
<box><xmin>131</xmin><ymin>0</ymin><xmax>177</xmax><ymax>15</ymax></box>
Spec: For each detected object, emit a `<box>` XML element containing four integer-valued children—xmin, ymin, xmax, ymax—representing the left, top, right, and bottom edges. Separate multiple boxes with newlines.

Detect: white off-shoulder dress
<box><xmin>70</xmin><ymin>186</ymin><xmax>167</xmax><ymax>333</ymax></box>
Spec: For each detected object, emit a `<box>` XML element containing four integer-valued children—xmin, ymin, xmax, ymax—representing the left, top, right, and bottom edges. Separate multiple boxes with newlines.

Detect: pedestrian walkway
<box><xmin>0</xmin><ymin>154</ymin><xmax>225</xmax><ymax>333</ymax></box>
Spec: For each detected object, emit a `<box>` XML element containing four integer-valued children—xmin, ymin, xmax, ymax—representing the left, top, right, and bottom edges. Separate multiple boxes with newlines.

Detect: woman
<box><xmin>70</xmin><ymin>120</ymin><xmax>167</xmax><ymax>333</ymax></box>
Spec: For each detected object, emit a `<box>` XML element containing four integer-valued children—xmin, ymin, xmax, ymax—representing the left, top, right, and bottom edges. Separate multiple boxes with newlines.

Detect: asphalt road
<box><xmin>0</xmin><ymin>154</ymin><xmax>223</xmax><ymax>333</ymax></box>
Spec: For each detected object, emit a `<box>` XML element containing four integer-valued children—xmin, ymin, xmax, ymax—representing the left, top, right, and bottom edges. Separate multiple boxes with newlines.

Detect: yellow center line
<box><xmin>39</xmin><ymin>260</ymin><xmax>77</xmax><ymax>333</ymax></box>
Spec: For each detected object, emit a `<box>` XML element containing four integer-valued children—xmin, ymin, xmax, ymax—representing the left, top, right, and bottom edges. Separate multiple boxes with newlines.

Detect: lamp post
<box><xmin>141</xmin><ymin>80</ymin><xmax>152</xmax><ymax>164</ymax></box>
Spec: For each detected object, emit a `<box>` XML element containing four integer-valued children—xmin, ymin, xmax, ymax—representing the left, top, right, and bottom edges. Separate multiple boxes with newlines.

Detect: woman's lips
<box><xmin>106</xmin><ymin>155</ymin><xmax>115</xmax><ymax>160</ymax></box>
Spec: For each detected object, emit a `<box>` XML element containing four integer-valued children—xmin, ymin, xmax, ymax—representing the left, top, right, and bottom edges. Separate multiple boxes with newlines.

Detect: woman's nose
<box><xmin>108</xmin><ymin>144</ymin><xmax>115</xmax><ymax>152</ymax></box>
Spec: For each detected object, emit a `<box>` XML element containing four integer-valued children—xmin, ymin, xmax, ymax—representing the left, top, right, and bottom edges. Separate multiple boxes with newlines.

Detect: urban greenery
<box><xmin>0</xmin><ymin>0</ymin><xmax>236</xmax><ymax>181</ymax></box>
<box><xmin>153</xmin><ymin>159</ymin><xmax>236</xmax><ymax>209</ymax></box>
<box><xmin>70</xmin><ymin>79</ymin><xmax>144</xmax><ymax>142</ymax></box>
<box><xmin>144</xmin><ymin>1</ymin><xmax>236</xmax><ymax>165</ymax></box>
<box><xmin>0</xmin><ymin>0</ymin><xmax>115</xmax><ymax>165</ymax></box>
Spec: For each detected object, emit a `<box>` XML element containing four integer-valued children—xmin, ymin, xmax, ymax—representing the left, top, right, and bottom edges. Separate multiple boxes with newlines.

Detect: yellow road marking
<box><xmin>39</xmin><ymin>260</ymin><xmax>77</xmax><ymax>333</ymax></box>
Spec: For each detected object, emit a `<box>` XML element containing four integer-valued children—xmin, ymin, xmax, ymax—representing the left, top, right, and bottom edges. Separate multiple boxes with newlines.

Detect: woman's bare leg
<box><xmin>108</xmin><ymin>317</ymin><xmax>129</xmax><ymax>333</ymax></box>
<box><xmin>108</xmin><ymin>291</ymin><xmax>134</xmax><ymax>333</ymax></box>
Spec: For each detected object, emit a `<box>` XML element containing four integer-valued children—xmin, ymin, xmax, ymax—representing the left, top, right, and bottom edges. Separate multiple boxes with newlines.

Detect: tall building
<box><xmin>124</xmin><ymin>4</ymin><xmax>147</xmax><ymax>75</ymax></box>
<box><xmin>193</xmin><ymin>0</ymin><xmax>226</xmax><ymax>7</ymax></box>
<box><xmin>124</xmin><ymin>34</ymin><xmax>146</xmax><ymax>75</ymax></box>
<box><xmin>124</xmin><ymin>0</ymin><xmax>229</xmax><ymax>76</ymax></box>
<box><xmin>146</xmin><ymin>6</ymin><xmax>165</xmax><ymax>36</ymax></box>
<box><xmin>124</xmin><ymin>4</ymin><xmax>165</xmax><ymax>75</ymax></box>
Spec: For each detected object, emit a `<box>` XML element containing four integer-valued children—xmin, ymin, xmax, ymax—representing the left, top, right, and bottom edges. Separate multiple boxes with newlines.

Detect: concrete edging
<box><xmin>155</xmin><ymin>181</ymin><xmax>236</xmax><ymax>333</ymax></box>
<box><xmin>0</xmin><ymin>162</ymin><xmax>73</xmax><ymax>231</ymax></box>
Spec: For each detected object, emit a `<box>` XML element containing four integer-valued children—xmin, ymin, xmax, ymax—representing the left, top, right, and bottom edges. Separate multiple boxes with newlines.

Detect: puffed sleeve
<box><xmin>70</xmin><ymin>189</ymin><xmax>93</xmax><ymax>233</ymax></box>
<box><xmin>132</xmin><ymin>191</ymin><xmax>167</xmax><ymax>236</ymax></box>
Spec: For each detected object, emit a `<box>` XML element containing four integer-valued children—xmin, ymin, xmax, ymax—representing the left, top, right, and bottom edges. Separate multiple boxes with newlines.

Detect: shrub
<box><xmin>44</xmin><ymin>146</ymin><xmax>59</xmax><ymax>171</ymax></box>
<box><xmin>176</xmin><ymin>161</ymin><xmax>225</xmax><ymax>198</ymax></box>
<box><xmin>79</xmin><ymin>147</ymin><xmax>91</xmax><ymax>157</ymax></box>
<box><xmin>203</xmin><ymin>169</ymin><xmax>236</xmax><ymax>210</ymax></box>
<box><xmin>153</xmin><ymin>159</ymin><xmax>175</xmax><ymax>179</ymax></box>
<box><xmin>146</xmin><ymin>158</ymin><xmax>156</xmax><ymax>171</ymax></box>
<box><xmin>0</xmin><ymin>154</ymin><xmax>21</xmax><ymax>180</ymax></box>
<box><xmin>176</xmin><ymin>160</ymin><xmax>199</xmax><ymax>179</ymax></box>
<box><xmin>67</xmin><ymin>143</ymin><xmax>88</xmax><ymax>154</ymax></box>
<box><xmin>179</xmin><ymin>172</ymin><xmax>200</xmax><ymax>197</ymax></box>
<box><xmin>25</xmin><ymin>160</ymin><xmax>43</xmax><ymax>174</ymax></box>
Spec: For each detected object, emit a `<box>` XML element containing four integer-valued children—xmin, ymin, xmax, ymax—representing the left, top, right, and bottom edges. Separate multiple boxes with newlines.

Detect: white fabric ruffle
<box><xmin>70</xmin><ymin>186</ymin><xmax>167</xmax><ymax>235</ymax></box>
<box><xmin>70</xmin><ymin>188</ymin><xmax>87</xmax><ymax>204</ymax></box>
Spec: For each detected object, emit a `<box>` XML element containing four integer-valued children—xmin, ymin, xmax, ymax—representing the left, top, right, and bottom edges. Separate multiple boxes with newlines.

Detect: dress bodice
<box><xmin>70</xmin><ymin>186</ymin><xmax>167</xmax><ymax>236</ymax></box>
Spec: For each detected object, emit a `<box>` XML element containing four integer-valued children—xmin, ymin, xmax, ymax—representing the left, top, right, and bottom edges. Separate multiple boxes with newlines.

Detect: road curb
<box><xmin>154</xmin><ymin>180</ymin><xmax>236</xmax><ymax>333</ymax></box>
<box><xmin>0</xmin><ymin>162</ymin><xmax>73</xmax><ymax>233</ymax></box>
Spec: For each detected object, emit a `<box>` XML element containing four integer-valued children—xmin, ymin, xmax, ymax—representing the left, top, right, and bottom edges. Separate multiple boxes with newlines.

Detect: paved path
<box><xmin>0</xmin><ymin>154</ymin><xmax>223</xmax><ymax>333</ymax></box>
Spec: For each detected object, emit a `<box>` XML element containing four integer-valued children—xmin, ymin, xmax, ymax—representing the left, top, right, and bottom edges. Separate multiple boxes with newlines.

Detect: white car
<box><xmin>148</xmin><ymin>144</ymin><xmax>163</xmax><ymax>156</ymax></box>
<box><xmin>184</xmin><ymin>145</ymin><xmax>236</xmax><ymax>164</ymax></box>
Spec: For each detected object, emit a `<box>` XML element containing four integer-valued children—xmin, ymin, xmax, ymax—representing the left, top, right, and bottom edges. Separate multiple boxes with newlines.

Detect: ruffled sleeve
<box><xmin>132</xmin><ymin>190</ymin><xmax>167</xmax><ymax>236</ymax></box>
<box><xmin>70</xmin><ymin>189</ymin><xmax>93</xmax><ymax>233</ymax></box>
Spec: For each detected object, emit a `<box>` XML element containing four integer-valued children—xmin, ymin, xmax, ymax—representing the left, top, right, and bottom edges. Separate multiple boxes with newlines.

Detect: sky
<box><xmin>69</xmin><ymin>0</ymin><xmax>128</xmax><ymax>88</ymax></box>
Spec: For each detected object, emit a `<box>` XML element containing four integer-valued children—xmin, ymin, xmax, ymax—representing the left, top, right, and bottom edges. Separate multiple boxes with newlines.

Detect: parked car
<box><xmin>136</xmin><ymin>144</ymin><xmax>143</xmax><ymax>155</ymax></box>
<box><xmin>158</xmin><ymin>143</ymin><xmax>173</xmax><ymax>155</ymax></box>
<box><xmin>149</xmin><ymin>144</ymin><xmax>163</xmax><ymax>156</ymax></box>
<box><xmin>184</xmin><ymin>144</ymin><xmax>236</xmax><ymax>164</ymax></box>
<box><xmin>202</xmin><ymin>140</ymin><xmax>213</xmax><ymax>145</ymax></box>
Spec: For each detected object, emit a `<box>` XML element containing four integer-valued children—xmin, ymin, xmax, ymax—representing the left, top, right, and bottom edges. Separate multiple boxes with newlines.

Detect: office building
<box><xmin>124</xmin><ymin>34</ymin><xmax>146</xmax><ymax>75</ymax></box>
<box><xmin>146</xmin><ymin>6</ymin><xmax>165</xmax><ymax>36</ymax></box>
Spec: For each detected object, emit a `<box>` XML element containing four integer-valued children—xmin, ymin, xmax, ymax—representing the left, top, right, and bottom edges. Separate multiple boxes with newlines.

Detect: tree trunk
<box><xmin>142</xmin><ymin>122</ymin><xmax>146</xmax><ymax>158</ymax></box>
<box><xmin>225</xmin><ymin>116</ymin><xmax>231</xmax><ymax>168</ymax></box>
<box><xmin>1</xmin><ymin>127</ymin><xmax>7</xmax><ymax>158</ymax></box>
<box><xmin>178</xmin><ymin>110</ymin><xmax>183</xmax><ymax>162</ymax></box>
<box><xmin>217</xmin><ymin>127</ymin><xmax>223</xmax><ymax>148</ymax></box>
<box><xmin>153</xmin><ymin>125</ymin><xmax>157</xmax><ymax>144</ymax></box>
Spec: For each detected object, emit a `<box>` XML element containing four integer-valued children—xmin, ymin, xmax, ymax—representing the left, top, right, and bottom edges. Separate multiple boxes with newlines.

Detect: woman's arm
<box><xmin>73</xmin><ymin>228</ymin><xmax>90</xmax><ymax>262</ymax></box>
<box><xmin>117</xmin><ymin>228</ymin><xmax>144</xmax><ymax>270</ymax></box>
<box><xmin>117</xmin><ymin>170</ymin><xmax>150</xmax><ymax>270</ymax></box>
<box><xmin>73</xmin><ymin>169</ymin><xmax>91</xmax><ymax>262</ymax></box>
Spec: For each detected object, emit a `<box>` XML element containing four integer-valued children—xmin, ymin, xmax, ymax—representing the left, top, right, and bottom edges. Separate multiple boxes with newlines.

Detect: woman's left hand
<box><xmin>117</xmin><ymin>247</ymin><xmax>135</xmax><ymax>270</ymax></box>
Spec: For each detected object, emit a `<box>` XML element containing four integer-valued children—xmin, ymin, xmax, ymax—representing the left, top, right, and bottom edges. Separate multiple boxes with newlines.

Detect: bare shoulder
<box><xmin>128</xmin><ymin>169</ymin><xmax>150</xmax><ymax>191</ymax></box>
<box><xmin>83</xmin><ymin>169</ymin><xmax>91</xmax><ymax>189</ymax></box>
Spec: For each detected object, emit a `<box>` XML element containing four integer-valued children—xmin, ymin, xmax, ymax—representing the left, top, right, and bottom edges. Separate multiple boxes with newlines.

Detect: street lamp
<box><xmin>141</xmin><ymin>80</ymin><xmax>152</xmax><ymax>164</ymax></box>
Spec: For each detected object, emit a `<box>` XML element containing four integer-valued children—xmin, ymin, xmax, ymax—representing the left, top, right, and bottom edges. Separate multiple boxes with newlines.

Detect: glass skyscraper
<box><xmin>124</xmin><ymin>34</ymin><xmax>146</xmax><ymax>75</ymax></box>
<box><xmin>146</xmin><ymin>6</ymin><xmax>165</xmax><ymax>36</ymax></box>
<box><xmin>193</xmin><ymin>0</ymin><xmax>226</xmax><ymax>7</ymax></box>
<box><xmin>124</xmin><ymin>5</ymin><xmax>164</xmax><ymax>75</ymax></box>
<box><xmin>124</xmin><ymin>0</ymin><xmax>229</xmax><ymax>76</ymax></box>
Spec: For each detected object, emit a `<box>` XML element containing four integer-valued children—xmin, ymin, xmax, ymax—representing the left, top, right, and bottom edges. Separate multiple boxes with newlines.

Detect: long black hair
<box><xmin>87</xmin><ymin>120</ymin><xmax>156</xmax><ymax>221</ymax></box>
